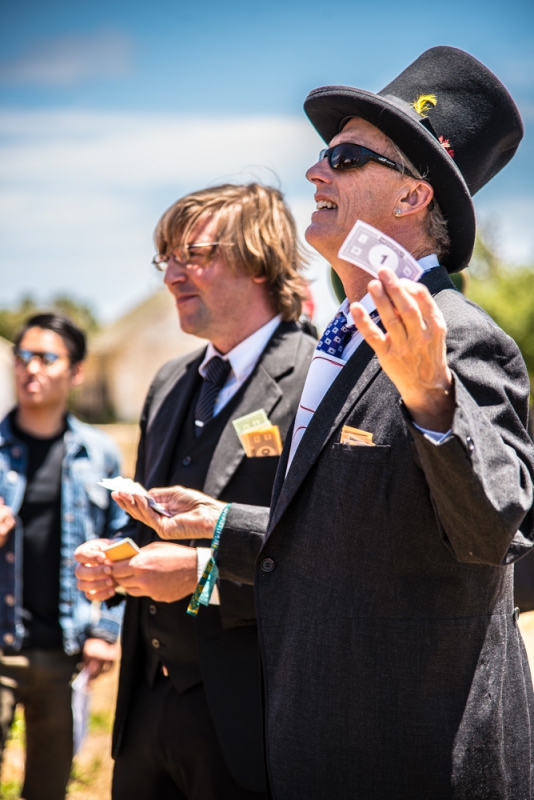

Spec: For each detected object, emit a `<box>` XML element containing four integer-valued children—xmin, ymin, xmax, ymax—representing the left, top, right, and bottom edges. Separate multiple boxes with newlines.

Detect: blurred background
<box><xmin>0</xmin><ymin>0</ymin><xmax>533</xmax><ymax>795</ymax></box>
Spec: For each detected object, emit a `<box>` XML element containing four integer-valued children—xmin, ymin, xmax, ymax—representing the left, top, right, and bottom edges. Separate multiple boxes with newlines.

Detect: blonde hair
<box><xmin>155</xmin><ymin>183</ymin><xmax>308</xmax><ymax>321</ymax></box>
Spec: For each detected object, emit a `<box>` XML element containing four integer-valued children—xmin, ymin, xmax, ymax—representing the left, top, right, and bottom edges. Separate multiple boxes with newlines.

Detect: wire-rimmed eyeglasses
<box><xmin>152</xmin><ymin>242</ymin><xmax>233</xmax><ymax>272</ymax></box>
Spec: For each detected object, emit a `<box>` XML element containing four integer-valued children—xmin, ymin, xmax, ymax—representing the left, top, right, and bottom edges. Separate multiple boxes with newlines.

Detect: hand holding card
<box><xmin>98</xmin><ymin>477</ymin><xmax>173</xmax><ymax>516</ymax></box>
<box><xmin>338</xmin><ymin>220</ymin><xmax>423</xmax><ymax>282</ymax></box>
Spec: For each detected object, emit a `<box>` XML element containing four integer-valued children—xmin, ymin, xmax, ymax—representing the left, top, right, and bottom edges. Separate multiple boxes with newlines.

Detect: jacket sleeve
<box><xmin>216</xmin><ymin>503</ymin><xmax>270</xmax><ymax>584</ymax></box>
<box><xmin>406</xmin><ymin>296</ymin><xmax>534</xmax><ymax>567</ymax></box>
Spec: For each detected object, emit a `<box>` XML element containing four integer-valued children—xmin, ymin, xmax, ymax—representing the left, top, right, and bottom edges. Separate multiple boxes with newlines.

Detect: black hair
<box><xmin>14</xmin><ymin>313</ymin><xmax>87</xmax><ymax>364</ymax></box>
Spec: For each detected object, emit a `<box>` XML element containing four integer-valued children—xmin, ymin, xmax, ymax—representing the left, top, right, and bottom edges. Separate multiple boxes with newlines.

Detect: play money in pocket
<box><xmin>340</xmin><ymin>425</ymin><xmax>375</xmax><ymax>447</ymax></box>
<box><xmin>232</xmin><ymin>409</ymin><xmax>282</xmax><ymax>457</ymax></box>
<box><xmin>338</xmin><ymin>219</ymin><xmax>423</xmax><ymax>282</ymax></box>
<box><xmin>241</xmin><ymin>425</ymin><xmax>283</xmax><ymax>457</ymax></box>
<box><xmin>232</xmin><ymin>409</ymin><xmax>269</xmax><ymax>438</ymax></box>
<box><xmin>98</xmin><ymin>477</ymin><xmax>173</xmax><ymax>516</ymax></box>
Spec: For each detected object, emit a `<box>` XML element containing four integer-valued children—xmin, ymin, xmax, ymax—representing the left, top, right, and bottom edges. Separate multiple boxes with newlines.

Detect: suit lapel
<box><xmin>269</xmin><ymin>342</ymin><xmax>380</xmax><ymax>532</ymax></box>
<box><xmin>203</xmin><ymin>323</ymin><xmax>300</xmax><ymax>499</ymax></box>
<box><xmin>267</xmin><ymin>265</ymin><xmax>456</xmax><ymax>533</ymax></box>
<box><xmin>144</xmin><ymin>352</ymin><xmax>204</xmax><ymax>488</ymax></box>
<box><xmin>203</xmin><ymin>366</ymin><xmax>282</xmax><ymax>498</ymax></box>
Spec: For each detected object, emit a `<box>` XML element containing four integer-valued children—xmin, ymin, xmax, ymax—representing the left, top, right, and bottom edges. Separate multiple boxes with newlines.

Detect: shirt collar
<box><xmin>339</xmin><ymin>253</ymin><xmax>440</xmax><ymax>326</ymax></box>
<box><xmin>199</xmin><ymin>314</ymin><xmax>282</xmax><ymax>383</ymax></box>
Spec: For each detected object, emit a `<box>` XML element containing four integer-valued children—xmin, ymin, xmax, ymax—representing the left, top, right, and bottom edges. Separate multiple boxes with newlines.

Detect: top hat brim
<box><xmin>304</xmin><ymin>86</ymin><xmax>476</xmax><ymax>273</ymax></box>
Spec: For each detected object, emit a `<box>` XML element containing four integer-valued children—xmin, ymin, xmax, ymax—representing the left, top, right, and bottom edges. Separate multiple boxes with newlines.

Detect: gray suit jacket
<box><xmin>112</xmin><ymin>321</ymin><xmax>316</xmax><ymax>792</ymax></box>
<box><xmin>217</xmin><ymin>268</ymin><xmax>534</xmax><ymax>799</ymax></box>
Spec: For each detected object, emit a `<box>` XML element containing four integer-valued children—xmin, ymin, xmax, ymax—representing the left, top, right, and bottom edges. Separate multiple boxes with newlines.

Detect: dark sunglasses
<box><xmin>13</xmin><ymin>348</ymin><xmax>62</xmax><ymax>368</ymax></box>
<box><xmin>319</xmin><ymin>143</ymin><xmax>415</xmax><ymax>179</ymax></box>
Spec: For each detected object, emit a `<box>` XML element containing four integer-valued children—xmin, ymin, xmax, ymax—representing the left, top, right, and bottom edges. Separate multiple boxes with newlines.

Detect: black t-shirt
<box><xmin>10</xmin><ymin>412</ymin><xmax>66</xmax><ymax>649</ymax></box>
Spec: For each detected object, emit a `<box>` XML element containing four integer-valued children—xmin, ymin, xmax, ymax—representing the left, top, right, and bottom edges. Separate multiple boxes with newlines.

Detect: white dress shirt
<box><xmin>198</xmin><ymin>314</ymin><xmax>282</xmax><ymax>418</ymax></box>
<box><xmin>287</xmin><ymin>255</ymin><xmax>447</xmax><ymax>471</ymax></box>
<box><xmin>196</xmin><ymin>313</ymin><xmax>281</xmax><ymax>599</ymax></box>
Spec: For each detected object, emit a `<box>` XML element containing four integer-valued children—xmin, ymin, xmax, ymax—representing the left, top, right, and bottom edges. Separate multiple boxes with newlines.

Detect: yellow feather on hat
<box><xmin>412</xmin><ymin>94</ymin><xmax>437</xmax><ymax>117</ymax></box>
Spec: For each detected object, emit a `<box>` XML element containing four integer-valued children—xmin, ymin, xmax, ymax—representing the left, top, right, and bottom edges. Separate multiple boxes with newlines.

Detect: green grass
<box><xmin>69</xmin><ymin>756</ymin><xmax>102</xmax><ymax>789</ymax></box>
<box><xmin>88</xmin><ymin>709</ymin><xmax>113</xmax><ymax>734</ymax></box>
<box><xmin>0</xmin><ymin>778</ymin><xmax>23</xmax><ymax>799</ymax></box>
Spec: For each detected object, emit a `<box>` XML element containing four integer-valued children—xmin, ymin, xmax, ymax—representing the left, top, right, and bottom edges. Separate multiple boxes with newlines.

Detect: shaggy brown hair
<box><xmin>155</xmin><ymin>183</ymin><xmax>308</xmax><ymax>321</ymax></box>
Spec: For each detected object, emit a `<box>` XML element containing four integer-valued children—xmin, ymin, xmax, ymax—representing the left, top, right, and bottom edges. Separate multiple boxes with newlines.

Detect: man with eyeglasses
<box><xmin>0</xmin><ymin>313</ymin><xmax>126</xmax><ymax>800</ymax></box>
<box><xmin>106</xmin><ymin>49</ymin><xmax>534</xmax><ymax>798</ymax></box>
<box><xmin>74</xmin><ymin>182</ymin><xmax>316</xmax><ymax>799</ymax></box>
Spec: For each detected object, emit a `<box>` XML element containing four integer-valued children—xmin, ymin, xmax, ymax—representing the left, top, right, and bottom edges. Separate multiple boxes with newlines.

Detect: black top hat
<box><xmin>304</xmin><ymin>46</ymin><xmax>523</xmax><ymax>272</ymax></box>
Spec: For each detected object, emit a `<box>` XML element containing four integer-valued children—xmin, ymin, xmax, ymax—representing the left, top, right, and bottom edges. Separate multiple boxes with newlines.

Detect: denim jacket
<box><xmin>0</xmin><ymin>412</ymin><xmax>128</xmax><ymax>655</ymax></box>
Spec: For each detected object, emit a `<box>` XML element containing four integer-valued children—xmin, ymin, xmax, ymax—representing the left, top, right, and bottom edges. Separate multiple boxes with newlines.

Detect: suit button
<box><xmin>151</xmin><ymin>638</ymin><xmax>161</xmax><ymax>649</ymax></box>
<box><xmin>513</xmin><ymin>607</ymin><xmax>520</xmax><ymax>623</ymax></box>
<box><xmin>4</xmin><ymin>595</ymin><xmax>14</xmax><ymax>607</ymax></box>
<box><xmin>5</xmin><ymin>552</ymin><xmax>14</xmax><ymax>564</ymax></box>
<box><xmin>3</xmin><ymin>633</ymin><xmax>14</xmax><ymax>645</ymax></box>
<box><xmin>148</xmin><ymin>604</ymin><xmax>157</xmax><ymax>615</ymax></box>
<box><xmin>182</xmin><ymin>455</ymin><xmax>192</xmax><ymax>466</ymax></box>
<box><xmin>466</xmin><ymin>436</ymin><xmax>475</xmax><ymax>453</ymax></box>
<box><xmin>261</xmin><ymin>558</ymin><xmax>275</xmax><ymax>573</ymax></box>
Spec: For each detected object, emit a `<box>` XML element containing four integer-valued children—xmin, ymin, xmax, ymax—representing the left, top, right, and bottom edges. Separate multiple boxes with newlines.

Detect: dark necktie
<box><xmin>194</xmin><ymin>356</ymin><xmax>232</xmax><ymax>436</ymax></box>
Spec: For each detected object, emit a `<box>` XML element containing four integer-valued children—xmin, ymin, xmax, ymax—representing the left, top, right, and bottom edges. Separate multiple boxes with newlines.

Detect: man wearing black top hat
<box><xmin>109</xmin><ymin>48</ymin><xmax>534</xmax><ymax>798</ymax></box>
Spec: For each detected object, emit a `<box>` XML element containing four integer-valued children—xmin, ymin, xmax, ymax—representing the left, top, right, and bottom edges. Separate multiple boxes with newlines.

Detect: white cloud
<box><xmin>0</xmin><ymin>107</ymin><xmax>531</xmax><ymax>327</ymax></box>
<box><xmin>0</xmin><ymin>30</ymin><xmax>134</xmax><ymax>87</ymax></box>
<box><xmin>0</xmin><ymin>109</ymin><xmax>326</xmax><ymax>322</ymax></box>
<box><xmin>476</xmin><ymin>198</ymin><xmax>534</xmax><ymax>265</ymax></box>
<box><xmin>0</xmin><ymin>110</ymin><xmax>322</xmax><ymax>189</ymax></box>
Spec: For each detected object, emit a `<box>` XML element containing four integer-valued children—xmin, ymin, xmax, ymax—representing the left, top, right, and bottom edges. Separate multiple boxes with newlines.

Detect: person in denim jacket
<box><xmin>0</xmin><ymin>313</ymin><xmax>127</xmax><ymax>800</ymax></box>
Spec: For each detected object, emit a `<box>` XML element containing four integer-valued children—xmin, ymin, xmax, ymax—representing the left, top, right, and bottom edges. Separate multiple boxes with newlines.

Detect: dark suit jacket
<box><xmin>217</xmin><ymin>268</ymin><xmax>534</xmax><ymax>799</ymax></box>
<box><xmin>111</xmin><ymin>321</ymin><xmax>316</xmax><ymax>792</ymax></box>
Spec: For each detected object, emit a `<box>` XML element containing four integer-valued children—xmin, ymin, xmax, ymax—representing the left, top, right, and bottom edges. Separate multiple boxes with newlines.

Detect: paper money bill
<box><xmin>338</xmin><ymin>219</ymin><xmax>423</xmax><ymax>282</ymax></box>
<box><xmin>340</xmin><ymin>425</ymin><xmax>375</xmax><ymax>447</ymax></box>
<box><xmin>98</xmin><ymin>477</ymin><xmax>173</xmax><ymax>517</ymax></box>
<box><xmin>241</xmin><ymin>425</ymin><xmax>283</xmax><ymax>457</ymax></box>
<box><xmin>232</xmin><ymin>409</ymin><xmax>269</xmax><ymax>439</ymax></box>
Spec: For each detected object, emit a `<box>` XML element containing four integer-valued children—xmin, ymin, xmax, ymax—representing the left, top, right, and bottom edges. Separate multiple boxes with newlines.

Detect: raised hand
<box><xmin>350</xmin><ymin>268</ymin><xmax>454</xmax><ymax>432</ymax></box>
<box><xmin>112</xmin><ymin>485</ymin><xmax>225</xmax><ymax>541</ymax></box>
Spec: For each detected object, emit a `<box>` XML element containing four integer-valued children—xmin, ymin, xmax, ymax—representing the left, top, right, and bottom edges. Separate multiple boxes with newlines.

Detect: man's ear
<box><xmin>70</xmin><ymin>362</ymin><xmax>85</xmax><ymax>388</ymax></box>
<box><xmin>395</xmin><ymin>179</ymin><xmax>434</xmax><ymax>217</ymax></box>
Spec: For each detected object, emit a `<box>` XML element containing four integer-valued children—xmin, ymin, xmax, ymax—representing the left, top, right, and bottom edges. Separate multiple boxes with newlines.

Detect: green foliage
<box><xmin>465</xmin><ymin>234</ymin><xmax>534</xmax><ymax>387</ymax></box>
<box><xmin>0</xmin><ymin>295</ymin><xmax>99</xmax><ymax>344</ymax></box>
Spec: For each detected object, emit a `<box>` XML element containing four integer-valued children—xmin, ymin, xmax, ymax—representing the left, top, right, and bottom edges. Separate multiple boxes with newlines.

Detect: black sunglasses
<box><xmin>319</xmin><ymin>143</ymin><xmax>415</xmax><ymax>179</ymax></box>
<box><xmin>13</xmin><ymin>348</ymin><xmax>62</xmax><ymax>368</ymax></box>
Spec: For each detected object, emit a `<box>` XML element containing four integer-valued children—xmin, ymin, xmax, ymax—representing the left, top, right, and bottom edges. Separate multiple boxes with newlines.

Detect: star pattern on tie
<box><xmin>316</xmin><ymin>312</ymin><xmax>356</xmax><ymax>358</ymax></box>
<box><xmin>316</xmin><ymin>309</ymin><xmax>380</xmax><ymax>359</ymax></box>
<box><xmin>194</xmin><ymin>356</ymin><xmax>232</xmax><ymax>436</ymax></box>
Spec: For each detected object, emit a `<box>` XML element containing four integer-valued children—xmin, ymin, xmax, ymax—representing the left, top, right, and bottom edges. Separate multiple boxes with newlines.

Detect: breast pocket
<box><xmin>325</xmin><ymin>443</ymin><xmax>392</xmax><ymax>532</ymax></box>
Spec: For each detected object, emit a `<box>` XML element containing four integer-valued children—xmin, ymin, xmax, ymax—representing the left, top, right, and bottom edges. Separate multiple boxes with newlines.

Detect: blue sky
<box><xmin>0</xmin><ymin>0</ymin><xmax>532</xmax><ymax>326</ymax></box>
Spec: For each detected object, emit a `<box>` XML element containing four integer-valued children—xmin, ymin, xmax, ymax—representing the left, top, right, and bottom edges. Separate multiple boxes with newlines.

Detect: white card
<box><xmin>338</xmin><ymin>219</ymin><xmax>423</xmax><ymax>282</ymax></box>
<box><xmin>98</xmin><ymin>477</ymin><xmax>172</xmax><ymax>517</ymax></box>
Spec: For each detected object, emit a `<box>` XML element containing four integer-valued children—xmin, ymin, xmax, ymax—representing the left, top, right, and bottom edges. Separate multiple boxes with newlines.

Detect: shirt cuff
<box><xmin>412</xmin><ymin>423</ymin><xmax>452</xmax><ymax>445</ymax></box>
<box><xmin>196</xmin><ymin>547</ymin><xmax>220</xmax><ymax>605</ymax></box>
